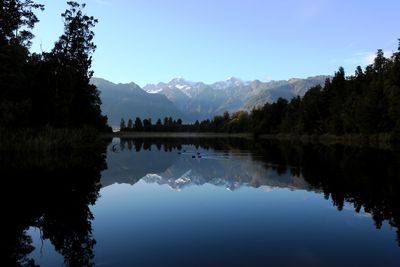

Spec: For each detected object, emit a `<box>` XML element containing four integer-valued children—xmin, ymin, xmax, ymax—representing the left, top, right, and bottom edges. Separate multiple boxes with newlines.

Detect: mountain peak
<box><xmin>166</xmin><ymin>77</ymin><xmax>196</xmax><ymax>97</ymax></box>
<box><xmin>169</xmin><ymin>76</ymin><xmax>186</xmax><ymax>84</ymax></box>
<box><xmin>211</xmin><ymin>76</ymin><xmax>244</xmax><ymax>89</ymax></box>
<box><xmin>126</xmin><ymin>81</ymin><xmax>141</xmax><ymax>88</ymax></box>
<box><xmin>96</xmin><ymin>76</ymin><xmax>328</xmax><ymax>125</ymax></box>
<box><xmin>226</xmin><ymin>76</ymin><xmax>242</xmax><ymax>82</ymax></box>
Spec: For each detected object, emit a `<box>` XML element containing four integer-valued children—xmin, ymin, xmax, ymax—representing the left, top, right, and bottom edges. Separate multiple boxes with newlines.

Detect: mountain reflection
<box><xmin>3</xmin><ymin>137</ymin><xmax>400</xmax><ymax>266</ymax></box>
<box><xmin>102</xmin><ymin>138</ymin><xmax>312</xmax><ymax>191</ymax></box>
<box><xmin>105</xmin><ymin>138</ymin><xmax>400</xmax><ymax>246</ymax></box>
<box><xmin>2</xmin><ymin>140</ymin><xmax>109</xmax><ymax>267</ymax></box>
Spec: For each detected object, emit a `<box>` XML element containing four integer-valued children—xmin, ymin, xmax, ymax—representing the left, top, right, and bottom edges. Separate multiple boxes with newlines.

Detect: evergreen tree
<box><xmin>127</xmin><ymin>118</ymin><xmax>133</xmax><ymax>131</ymax></box>
<box><xmin>163</xmin><ymin>117</ymin><xmax>169</xmax><ymax>131</ymax></box>
<box><xmin>0</xmin><ymin>0</ymin><xmax>44</xmax><ymax>47</ymax></box>
<box><xmin>0</xmin><ymin>0</ymin><xmax>43</xmax><ymax>127</ymax></box>
<box><xmin>155</xmin><ymin>118</ymin><xmax>162</xmax><ymax>132</ymax></box>
<box><xmin>142</xmin><ymin>118</ymin><xmax>151</xmax><ymax>131</ymax></box>
<box><xmin>120</xmin><ymin>118</ymin><xmax>126</xmax><ymax>130</ymax></box>
<box><xmin>42</xmin><ymin>1</ymin><xmax>107</xmax><ymax>129</ymax></box>
<box><xmin>134</xmin><ymin>117</ymin><xmax>143</xmax><ymax>131</ymax></box>
<box><xmin>1</xmin><ymin>1</ymin><xmax>109</xmax><ymax>130</ymax></box>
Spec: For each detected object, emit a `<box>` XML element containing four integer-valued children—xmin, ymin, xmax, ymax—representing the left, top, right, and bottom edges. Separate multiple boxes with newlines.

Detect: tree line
<box><xmin>248</xmin><ymin>46</ymin><xmax>400</xmax><ymax>137</ymax></box>
<box><xmin>0</xmin><ymin>1</ymin><xmax>109</xmax><ymax>131</ymax></box>
<box><xmin>121</xmin><ymin>43</ymin><xmax>400</xmax><ymax>139</ymax></box>
<box><xmin>119</xmin><ymin>115</ymin><xmax>243</xmax><ymax>132</ymax></box>
<box><xmin>120</xmin><ymin>117</ymin><xmax>183</xmax><ymax>132</ymax></box>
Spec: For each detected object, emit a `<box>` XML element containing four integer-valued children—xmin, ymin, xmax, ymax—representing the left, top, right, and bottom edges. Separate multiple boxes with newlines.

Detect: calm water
<box><xmin>4</xmin><ymin>138</ymin><xmax>400</xmax><ymax>266</ymax></box>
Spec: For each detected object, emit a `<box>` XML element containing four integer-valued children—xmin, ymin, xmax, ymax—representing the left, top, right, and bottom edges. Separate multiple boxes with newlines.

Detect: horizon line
<box><xmin>92</xmin><ymin>74</ymin><xmax>332</xmax><ymax>88</ymax></box>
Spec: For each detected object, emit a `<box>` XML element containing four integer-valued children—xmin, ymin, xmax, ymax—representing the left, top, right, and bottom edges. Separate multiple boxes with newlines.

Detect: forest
<box><xmin>121</xmin><ymin>44</ymin><xmax>400</xmax><ymax>141</ymax></box>
<box><xmin>0</xmin><ymin>1</ymin><xmax>109</xmax><ymax>131</ymax></box>
<box><xmin>2</xmin><ymin>1</ymin><xmax>400</xmax><ymax>141</ymax></box>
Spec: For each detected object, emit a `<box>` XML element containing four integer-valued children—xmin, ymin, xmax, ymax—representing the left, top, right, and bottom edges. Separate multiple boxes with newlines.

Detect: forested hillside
<box><xmin>121</xmin><ymin>44</ymin><xmax>400</xmax><ymax>140</ymax></box>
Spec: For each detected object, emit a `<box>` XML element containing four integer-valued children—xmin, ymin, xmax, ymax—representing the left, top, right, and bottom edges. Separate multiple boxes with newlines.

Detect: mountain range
<box><xmin>91</xmin><ymin>78</ymin><xmax>185</xmax><ymax>126</ymax></box>
<box><xmin>92</xmin><ymin>75</ymin><xmax>329</xmax><ymax>126</ymax></box>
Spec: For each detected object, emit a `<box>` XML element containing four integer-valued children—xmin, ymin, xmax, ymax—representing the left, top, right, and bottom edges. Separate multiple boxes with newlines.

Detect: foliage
<box><xmin>0</xmin><ymin>1</ymin><xmax>109</xmax><ymax>131</ymax></box>
<box><xmin>0</xmin><ymin>0</ymin><xmax>44</xmax><ymax>47</ymax></box>
<box><xmin>121</xmin><ymin>41</ymin><xmax>400</xmax><ymax>142</ymax></box>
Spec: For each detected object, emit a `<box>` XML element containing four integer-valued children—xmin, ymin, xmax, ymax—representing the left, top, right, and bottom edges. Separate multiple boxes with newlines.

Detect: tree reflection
<box><xmin>116</xmin><ymin>138</ymin><xmax>400</xmax><ymax>245</ymax></box>
<box><xmin>118</xmin><ymin>137</ymin><xmax>248</xmax><ymax>153</ymax></box>
<box><xmin>257</xmin><ymin>142</ymin><xmax>400</xmax><ymax>246</ymax></box>
<box><xmin>4</xmin><ymin>137</ymin><xmax>400</xmax><ymax>267</ymax></box>
<box><xmin>2</xmin><ymin>139</ymin><xmax>109</xmax><ymax>267</ymax></box>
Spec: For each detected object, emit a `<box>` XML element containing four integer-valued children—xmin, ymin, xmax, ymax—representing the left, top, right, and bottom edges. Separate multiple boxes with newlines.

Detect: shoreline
<box><xmin>103</xmin><ymin>132</ymin><xmax>253</xmax><ymax>139</ymax></box>
<box><xmin>102</xmin><ymin>131</ymin><xmax>398</xmax><ymax>149</ymax></box>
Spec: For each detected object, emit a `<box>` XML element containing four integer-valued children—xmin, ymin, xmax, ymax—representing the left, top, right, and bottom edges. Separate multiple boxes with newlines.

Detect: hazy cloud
<box><xmin>356</xmin><ymin>50</ymin><xmax>393</xmax><ymax>65</ymax></box>
<box><xmin>332</xmin><ymin>50</ymin><xmax>394</xmax><ymax>68</ymax></box>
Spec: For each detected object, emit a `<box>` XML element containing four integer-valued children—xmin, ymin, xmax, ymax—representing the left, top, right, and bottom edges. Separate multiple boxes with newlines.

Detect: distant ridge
<box><xmin>91</xmin><ymin>78</ymin><xmax>186</xmax><ymax>127</ymax></box>
<box><xmin>93</xmin><ymin>75</ymin><xmax>329</xmax><ymax>125</ymax></box>
<box><xmin>143</xmin><ymin>76</ymin><xmax>329</xmax><ymax>120</ymax></box>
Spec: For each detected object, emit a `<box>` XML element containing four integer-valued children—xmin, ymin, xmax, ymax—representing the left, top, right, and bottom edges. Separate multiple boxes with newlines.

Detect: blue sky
<box><xmin>31</xmin><ymin>0</ymin><xmax>399</xmax><ymax>86</ymax></box>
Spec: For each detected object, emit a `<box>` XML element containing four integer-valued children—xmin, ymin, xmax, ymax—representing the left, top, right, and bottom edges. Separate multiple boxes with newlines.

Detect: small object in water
<box><xmin>192</xmin><ymin>155</ymin><xmax>196</xmax><ymax>158</ymax></box>
<box><xmin>198</xmin><ymin>155</ymin><xmax>202</xmax><ymax>158</ymax></box>
<box><xmin>183</xmin><ymin>150</ymin><xmax>186</xmax><ymax>152</ymax></box>
<box><xmin>111</xmin><ymin>144</ymin><xmax>119</xmax><ymax>153</ymax></box>
<box><xmin>178</xmin><ymin>152</ymin><xmax>181</xmax><ymax>155</ymax></box>
<box><xmin>197</xmin><ymin>152</ymin><xmax>200</xmax><ymax>155</ymax></box>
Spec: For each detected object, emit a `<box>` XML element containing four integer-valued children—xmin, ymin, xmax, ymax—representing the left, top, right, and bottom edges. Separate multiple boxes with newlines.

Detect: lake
<box><xmin>4</xmin><ymin>138</ymin><xmax>400</xmax><ymax>267</ymax></box>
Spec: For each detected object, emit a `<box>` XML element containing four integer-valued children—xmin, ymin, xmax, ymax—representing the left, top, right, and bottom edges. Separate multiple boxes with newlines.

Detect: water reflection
<box><xmin>106</xmin><ymin>138</ymin><xmax>400</xmax><ymax>246</ymax></box>
<box><xmin>2</xmin><ymin>141</ymin><xmax>109</xmax><ymax>267</ymax></box>
<box><xmin>103</xmin><ymin>138</ymin><xmax>311</xmax><ymax>192</ymax></box>
<box><xmin>3</xmin><ymin>137</ymin><xmax>400</xmax><ymax>266</ymax></box>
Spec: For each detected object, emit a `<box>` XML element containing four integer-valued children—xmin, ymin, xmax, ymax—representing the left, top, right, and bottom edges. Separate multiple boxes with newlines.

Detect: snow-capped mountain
<box><xmin>143</xmin><ymin>76</ymin><xmax>248</xmax><ymax>96</ymax></box>
<box><xmin>92</xmin><ymin>75</ymin><xmax>329</xmax><ymax>124</ymax></box>
<box><xmin>144</xmin><ymin>77</ymin><xmax>206</xmax><ymax>98</ymax></box>
<box><xmin>211</xmin><ymin>76</ymin><xmax>249</xmax><ymax>90</ymax></box>
<box><xmin>142</xmin><ymin>76</ymin><xmax>328</xmax><ymax>121</ymax></box>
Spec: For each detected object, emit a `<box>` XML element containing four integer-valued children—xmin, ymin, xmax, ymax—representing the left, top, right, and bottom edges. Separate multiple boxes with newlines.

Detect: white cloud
<box><xmin>363</xmin><ymin>52</ymin><xmax>376</xmax><ymax>65</ymax></box>
<box><xmin>359</xmin><ymin>50</ymin><xmax>393</xmax><ymax>65</ymax></box>
<box><xmin>335</xmin><ymin>50</ymin><xmax>394</xmax><ymax>67</ymax></box>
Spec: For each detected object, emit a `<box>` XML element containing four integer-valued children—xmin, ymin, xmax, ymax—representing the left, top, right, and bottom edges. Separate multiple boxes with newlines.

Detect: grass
<box><xmin>0</xmin><ymin>126</ymin><xmax>103</xmax><ymax>152</ymax></box>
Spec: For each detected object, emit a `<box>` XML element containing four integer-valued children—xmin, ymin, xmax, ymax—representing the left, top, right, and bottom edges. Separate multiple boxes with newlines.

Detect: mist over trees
<box><xmin>0</xmin><ymin>0</ymin><xmax>108</xmax><ymax>130</ymax></box>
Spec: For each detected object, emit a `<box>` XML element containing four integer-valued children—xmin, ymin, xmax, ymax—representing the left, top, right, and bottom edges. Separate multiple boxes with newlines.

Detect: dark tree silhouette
<box><xmin>127</xmin><ymin>118</ymin><xmax>133</xmax><ymax>130</ymax></box>
<box><xmin>3</xmin><ymin>138</ymin><xmax>108</xmax><ymax>267</ymax></box>
<box><xmin>1</xmin><ymin>1</ymin><xmax>109</xmax><ymax>131</ymax></box>
<box><xmin>0</xmin><ymin>0</ymin><xmax>44</xmax><ymax>47</ymax></box>
<box><xmin>120</xmin><ymin>118</ymin><xmax>126</xmax><ymax>131</ymax></box>
<box><xmin>134</xmin><ymin>117</ymin><xmax>143</xmax><ymax>131</ymax></box>
<box><xmin>42</xmin><ymin>1</ymin><xmax>106</xmax><ymax>129</ymax></box>
<box><xmin>121</xmin><ymin>41</ymin><xmax>400</xmax><ymax>140</ymax></box>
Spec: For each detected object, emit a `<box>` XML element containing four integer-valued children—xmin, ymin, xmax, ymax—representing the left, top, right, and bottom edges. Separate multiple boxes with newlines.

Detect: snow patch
<box><xmin>147</xmin><ymin>89</ymin><xmax>163</xmax><ymax>94</ymax></box>
<box><xmin>176</xmin><ymin>84</ymin><xmax>188</xmax><ymax>90</ymax></box>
